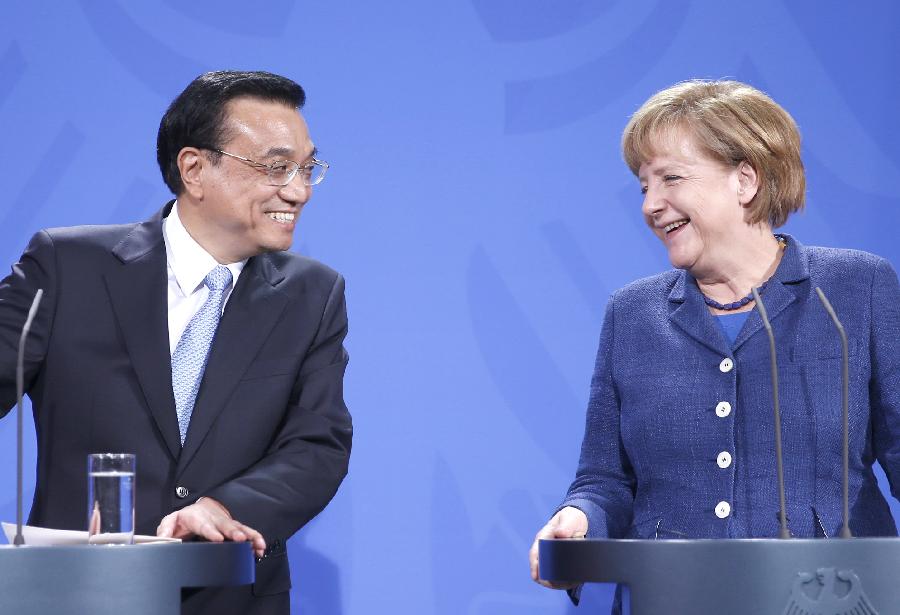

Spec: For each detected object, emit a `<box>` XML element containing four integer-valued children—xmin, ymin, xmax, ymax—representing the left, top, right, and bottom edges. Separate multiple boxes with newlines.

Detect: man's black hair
<box><xmin>156</xmin><ymin>70</ymin><xmax>306</xmax><ymax>195</ymax></box>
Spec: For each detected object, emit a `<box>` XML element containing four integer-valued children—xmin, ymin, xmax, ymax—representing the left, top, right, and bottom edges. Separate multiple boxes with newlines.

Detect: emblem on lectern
<box><xmin>782</xmin><ymin>567</ymin><xmax>877</xmax><ymax>614</ymax></box>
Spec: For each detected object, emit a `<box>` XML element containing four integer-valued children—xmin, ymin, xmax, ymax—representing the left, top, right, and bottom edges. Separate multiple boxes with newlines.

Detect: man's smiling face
<box><xmin>192</xmin><ymin>96</ymin><xmax>316</xmax><ymax>263</ymax></box>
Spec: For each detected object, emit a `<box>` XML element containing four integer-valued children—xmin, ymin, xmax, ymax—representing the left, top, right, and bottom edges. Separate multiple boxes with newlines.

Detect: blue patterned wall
<box><xmin>2</xmin><ymin>1</ymin><xmax>899</xmax><ymax>612</ymax></box>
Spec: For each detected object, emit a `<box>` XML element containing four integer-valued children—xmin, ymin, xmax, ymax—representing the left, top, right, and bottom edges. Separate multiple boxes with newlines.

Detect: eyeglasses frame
<box><xmin>207</xmin><ymin>148</ymin><xmax>329</xmax><ymax>186</ymax></box>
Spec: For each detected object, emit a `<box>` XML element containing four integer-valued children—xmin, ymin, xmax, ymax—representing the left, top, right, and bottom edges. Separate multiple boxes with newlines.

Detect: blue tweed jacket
<box><xmin>562</xmin><ymin>235</ymin><xmax>900</xmax><ymax>540</ymax></box>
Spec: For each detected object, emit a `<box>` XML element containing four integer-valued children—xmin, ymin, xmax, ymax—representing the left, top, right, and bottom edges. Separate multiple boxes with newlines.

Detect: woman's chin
<box><xmin>666</xmin><ymin>249</ymin><xmax>697</xmax><ymax>271</ymax></box>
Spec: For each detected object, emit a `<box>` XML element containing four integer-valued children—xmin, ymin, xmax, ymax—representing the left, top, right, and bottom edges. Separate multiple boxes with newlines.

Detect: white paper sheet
<box><xmin>2</xmin><ymin>522</ymin><xmax>181</xmax><ymax>546</ymax></box>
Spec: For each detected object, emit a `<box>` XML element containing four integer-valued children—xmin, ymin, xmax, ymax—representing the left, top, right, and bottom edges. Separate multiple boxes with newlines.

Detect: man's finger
<box><xmin>156</xmin><ymin>513</ymin><xmax>175</xmax><ymax>538</ymax></box>
<box><xmin>234</xmin><ymin>523</ymin><xmax>266</xmax><ymax>556</ymax></box>
<box><xmin>219</xmin><ymin>520</ymin><xmax>247</xmax><ymax>542</ymax></box>
<box><xmin>193</xmin><ymin>516</ymin><xmax>227</xmax><ymax>542</ymax></box>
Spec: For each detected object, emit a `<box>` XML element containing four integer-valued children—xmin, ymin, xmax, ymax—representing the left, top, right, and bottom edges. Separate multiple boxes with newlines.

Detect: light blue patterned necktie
<box><xmin>172</xmin><ymin>265</ymin><xmax>233</xmax><ymax>445</ymax></box>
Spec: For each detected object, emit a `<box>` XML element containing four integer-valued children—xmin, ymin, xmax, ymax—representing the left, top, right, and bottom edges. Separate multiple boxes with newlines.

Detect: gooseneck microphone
<box><xmin>752</xmin><ymin>287</ymin><xmax>791</xmax><ymax>539</ymax></box>
<box><xmin>15</xmin><ymin>289</ymin><xmax>43</xmax><ymax>547</ymax></box>
<box><xmin>815</xmin><ymin>287</ymin><xmax>853</xmax><ymax>539</ymax></box>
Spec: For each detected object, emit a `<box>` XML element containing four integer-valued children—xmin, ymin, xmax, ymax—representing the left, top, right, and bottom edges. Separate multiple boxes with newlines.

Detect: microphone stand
<box><xmin>752</xmin><ymin>287</ymin><xmax>791</xmax><ymax>539</ymax></box>
<box><xmin>15</xmin><ymin>289</ymin><xmax>43</xmax><ymax>546</ymax></box>
<box><xmin>815</xmin><ymin>287</ymin><xmax>853</xmax><ymax>538</ymax></box>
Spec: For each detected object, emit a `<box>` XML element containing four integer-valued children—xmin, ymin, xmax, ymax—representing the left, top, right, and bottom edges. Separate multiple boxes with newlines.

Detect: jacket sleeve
<box><xmin>0</xmin><ymin>231</ymin><xmax>57</xmax><ymax>415</ymax></box>
<box><xmin>204</xmin><ymin>272</ymin><xmax>352</xmax><ymax>540</ymax></box>
<box><xmin>559</xmin><ymin>293</ymin><xmax>636</xmax><ymax>538</ymax></box>
<box><xmin>868</xmin><ymin>257</ymin><xmax>900</xmax><ymax>500</ymax></box>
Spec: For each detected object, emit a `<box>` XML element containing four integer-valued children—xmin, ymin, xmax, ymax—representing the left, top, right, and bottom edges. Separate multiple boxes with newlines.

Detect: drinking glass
<box><xmin>87</xmin><ymin>453</ymin><xmax>135</xmax><ymax>545</ymax></box>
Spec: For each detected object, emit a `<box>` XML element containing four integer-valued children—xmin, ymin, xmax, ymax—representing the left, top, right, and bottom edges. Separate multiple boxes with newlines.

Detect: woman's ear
<box><xmin>736</xmin><ymin>161</ymin><xmax>759</xmax><ymax>206</ymax></box>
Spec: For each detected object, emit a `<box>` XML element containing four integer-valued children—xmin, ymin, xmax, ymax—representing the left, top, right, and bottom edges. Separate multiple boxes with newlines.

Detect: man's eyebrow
<box><xmin>263</xmin><ymin>145</ymin><xmax>318</xmax><ymax>161</ymax></box>
<box><xmin>263</xmin><ymin>146</ymin><xmax>294</xmax><ymax>159</ymax></box>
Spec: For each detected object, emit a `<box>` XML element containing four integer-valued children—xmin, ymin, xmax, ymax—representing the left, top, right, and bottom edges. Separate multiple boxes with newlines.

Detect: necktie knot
<box><xmin>205</xmin><ymin>265</ymin><xmax>233</xmax><ymax>292</ymax></box>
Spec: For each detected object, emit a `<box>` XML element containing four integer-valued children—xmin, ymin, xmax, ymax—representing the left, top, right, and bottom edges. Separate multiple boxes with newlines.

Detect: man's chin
<box><xmin>265</xmin><ymin>238</ymin><xmax>295</xmax><ymax>254</ymax></box>
<box><xmin>252</xmin><ymin>228</ymin><xmax>295</xmax><ymax>254</ymax></box>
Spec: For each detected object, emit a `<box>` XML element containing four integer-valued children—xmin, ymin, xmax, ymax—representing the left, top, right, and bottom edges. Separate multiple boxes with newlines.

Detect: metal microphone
<box><xmin>15</xmin><ymin>289</ymin><xmax>43</xmax><ymax>546</ymax></box>
<box><xmin>752</xmin><ymin>287</ymin><xmax>791</xmax><ymax>539</ymax></box>
<box><xmin>815</xmin><ymin>287</ymin><xmax>852</xmax><ymax>538</ymax></box>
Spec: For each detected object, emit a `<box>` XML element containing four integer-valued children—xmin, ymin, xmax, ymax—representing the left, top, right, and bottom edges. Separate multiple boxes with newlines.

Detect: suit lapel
<box><xmin>731</xmin><ymin>283</ymin><xmax>793</xmax><ymax>352</ymax></box>
<box><xmin>176</xmin><ymin>253</ymin><xmax>289</xmax><ymax>475</ymax></box>
<box><xmin>668</xmin><ymin>271</ymin><xmax>732</xmax><ymax>357</ymax></box>
<box><xmin>733</xmin><ymin>235</ymin><xmax>809</xmax><ymax>352</ymax></box>
<box><xmin>103</xmin><ymin>204</ymin><xmax>181</xmax><ymax>460</ymax></box>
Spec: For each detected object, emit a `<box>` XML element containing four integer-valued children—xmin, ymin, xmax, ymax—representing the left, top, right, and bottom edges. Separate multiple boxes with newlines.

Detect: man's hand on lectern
<box><xmin>529</xmin><ymin>506</ymin><xmax>588</xmax><ymax>589</ymax></box>
<box><xmin>156</xmin><ymin>496</ymin><xmax>267</xmax><ymax>558</ymax></box>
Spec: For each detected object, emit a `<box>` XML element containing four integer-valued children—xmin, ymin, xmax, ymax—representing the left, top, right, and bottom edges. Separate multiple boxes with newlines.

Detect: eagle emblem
<box><xmin>782</xmin><ymin>567</ymin><xmax>877</xmax><ymax>615</ymax></box>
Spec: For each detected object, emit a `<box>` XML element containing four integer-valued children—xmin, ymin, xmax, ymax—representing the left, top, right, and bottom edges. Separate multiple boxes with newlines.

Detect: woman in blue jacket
<box><xmin>530</xmin><ymin>79</ymin><xmax>900</xmax><ymax>596</ymax></box>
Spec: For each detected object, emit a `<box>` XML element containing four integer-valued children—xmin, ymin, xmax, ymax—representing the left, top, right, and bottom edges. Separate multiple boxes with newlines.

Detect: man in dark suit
<box><xmin>0</xmin><ymin>71</ymin><xmax>352</xmax><ymax>614</ymax></box>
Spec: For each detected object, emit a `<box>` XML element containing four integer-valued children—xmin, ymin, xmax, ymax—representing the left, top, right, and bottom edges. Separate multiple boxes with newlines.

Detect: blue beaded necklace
<box><xmin>701</xmin><ymin>235</ymin><xmax>786</xmax><ymax>311</ymax></box>
<box><xmin>702</xmin><ymin>281</ymin><xmax>769</xmax><ymax>310</ymax></box>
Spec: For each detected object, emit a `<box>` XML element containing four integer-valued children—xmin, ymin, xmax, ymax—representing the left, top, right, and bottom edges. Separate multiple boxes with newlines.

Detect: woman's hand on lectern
<box><xmin>529</xmin><ymin>506</ymin><xmax>588</xmax><ymax>589</ymax></box>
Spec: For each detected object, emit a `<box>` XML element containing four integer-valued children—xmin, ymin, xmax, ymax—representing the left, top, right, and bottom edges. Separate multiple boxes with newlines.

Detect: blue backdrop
<box><xmin>2</xmin><ymin>1</ymin><xmax>900</xmax><ymax>612</ymax></box>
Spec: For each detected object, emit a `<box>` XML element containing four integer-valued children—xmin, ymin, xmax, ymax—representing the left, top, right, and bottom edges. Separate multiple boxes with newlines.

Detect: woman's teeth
<box><xmin>664</xmin><ymin>219</ymin><xmax>689</xmax><ymax>233</ymax></box>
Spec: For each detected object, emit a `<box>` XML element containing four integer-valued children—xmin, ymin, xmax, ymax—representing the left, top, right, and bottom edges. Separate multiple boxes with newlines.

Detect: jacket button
<box><xmin>715</xmin><ymin>501</ymin><xmax>731</xmax><ymax>518</ymax></box>
<box><xmin>175</xmin><ymin>486</ymin><xmax>189</xmax><ymax>498</ymax></box>
<box><xmin>716</xmin><ymin>451</ymin><xmax>732</xmax><ymax>468</ymax></box>
<box><xmin>719</xmin><ymin>358</ymin><xmax>734</xmax><ymax>373</ymax></box>
<box><xmin>715</xmin><ymin>401</ymin><xmax>732</xmax><ymax>417</ymax></box>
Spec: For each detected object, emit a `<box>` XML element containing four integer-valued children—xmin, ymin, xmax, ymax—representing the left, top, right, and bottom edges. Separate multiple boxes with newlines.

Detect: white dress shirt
<box><xmin>162</xmin><ymin>202</ymin><xmax>247</xmax><ymax>355</ymax></box>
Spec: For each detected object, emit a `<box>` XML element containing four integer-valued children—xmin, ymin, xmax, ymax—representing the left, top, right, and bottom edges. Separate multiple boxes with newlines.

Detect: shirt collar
<box><xmin>162</xmin><ymin>201</ymin><xmax>247</xmax><ymax>296</ymax></box>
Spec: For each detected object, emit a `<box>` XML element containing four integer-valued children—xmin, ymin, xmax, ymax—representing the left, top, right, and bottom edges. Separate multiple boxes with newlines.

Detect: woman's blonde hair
<box><xmin>622</xmin><ymin>80</ymin><xmax>804</xmax><ymax>228</ymax></box>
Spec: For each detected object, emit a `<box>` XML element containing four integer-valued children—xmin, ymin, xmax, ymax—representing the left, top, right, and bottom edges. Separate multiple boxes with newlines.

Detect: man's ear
<box><xmin>736</xmin><ymin>160</ymin><xmax>759</xmax><ymax>206</ymax></box>
<box><xmin>177</xmin><ymin>147</ymin><xmax>205</xmax><ymax>200</ymax></box>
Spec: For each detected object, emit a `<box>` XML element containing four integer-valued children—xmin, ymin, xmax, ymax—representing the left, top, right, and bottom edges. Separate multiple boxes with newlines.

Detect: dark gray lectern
<box><xmin>0</xmin><ymin>542</ymin><xmax>254</xmax><ymax>614</ymax></box>
<box><xmin>540</xmin><ymin>538</ymin><xmax>900</xmax><ymax>614</ymax></box>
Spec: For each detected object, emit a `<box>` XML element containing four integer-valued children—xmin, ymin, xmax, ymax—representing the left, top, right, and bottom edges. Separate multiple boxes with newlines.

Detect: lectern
<box><xmin>540</xmin><ymin>538</ymin><xmax>900</xmax><ymax>614</ymax></box>
<box><xmin>0</xmin><ymin>542</ymin><xmax>254</xmax><ymax>614</ymax></box>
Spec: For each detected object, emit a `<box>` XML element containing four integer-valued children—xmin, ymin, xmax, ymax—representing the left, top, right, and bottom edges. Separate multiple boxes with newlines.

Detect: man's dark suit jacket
<box><xmin>0</xmin><ymin>202</ymin><xmax>352</xmax><ymax>614</ymax></box>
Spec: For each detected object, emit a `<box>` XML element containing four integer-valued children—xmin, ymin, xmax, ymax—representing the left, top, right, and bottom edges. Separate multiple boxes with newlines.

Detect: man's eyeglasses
<box><xmin>209</xmin><ymin>149</ymin><xmax>329</xmax><ymax>187</ymax></box>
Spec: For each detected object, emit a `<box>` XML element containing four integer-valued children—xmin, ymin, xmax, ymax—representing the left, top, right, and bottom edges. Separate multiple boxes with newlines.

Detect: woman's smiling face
<box><xmin>638</xmin><ymin>128</ymin><xmax>758</xmax><ymax>277</ymax></box>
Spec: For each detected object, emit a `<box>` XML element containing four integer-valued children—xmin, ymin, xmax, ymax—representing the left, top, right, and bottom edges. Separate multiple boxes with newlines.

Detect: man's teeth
<box><xmin>267</xmin><ymin>212</ymin><xmax>295</xmax><ymax>223</ymax></box>
<box><xmin>664</xmin><ymin>220</ymin><xmax>689</xmax><ymax>233</ymax></box>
